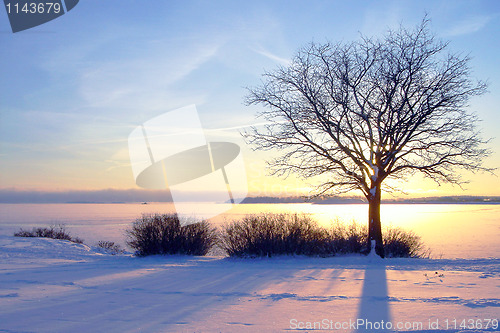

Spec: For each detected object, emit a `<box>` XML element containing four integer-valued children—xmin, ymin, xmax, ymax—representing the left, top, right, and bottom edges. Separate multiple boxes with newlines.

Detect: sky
<box><xmin>0</xmin><ymin>0</ymin><xmax>499</xmax><ymax>200</ymax></box>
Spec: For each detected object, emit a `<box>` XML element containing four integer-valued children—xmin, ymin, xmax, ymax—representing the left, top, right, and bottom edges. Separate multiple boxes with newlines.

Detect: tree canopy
<box><xmin>245</xmin><ymin>20</ymin><xmax>491</xmax><ymax>198</ymax></box>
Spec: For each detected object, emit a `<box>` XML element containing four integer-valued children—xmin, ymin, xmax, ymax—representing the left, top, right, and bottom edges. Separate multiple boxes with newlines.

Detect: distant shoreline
<box><xmin>240</xmin><ymin>195</ymin><xmax>500</xmax><ymax>205</ymax></box>
<box><xmin>0</xmin><ymin>200</ymin><xmax>499</xmax><ymax>205</ymax></box>
<box><xmin>0</xmin><ymin>189</ymin><xmax>498</xmax><ymax>204</ymax></box>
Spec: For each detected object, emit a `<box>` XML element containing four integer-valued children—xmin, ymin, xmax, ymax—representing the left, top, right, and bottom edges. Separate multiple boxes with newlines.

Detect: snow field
<box><xmin>0</xmin><ymin>235</ymin><xmax>498</xmax><ymax>332</ymax></box>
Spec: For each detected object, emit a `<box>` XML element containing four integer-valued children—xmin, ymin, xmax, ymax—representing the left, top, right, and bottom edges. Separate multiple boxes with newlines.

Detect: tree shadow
<box><xmin>356</xmin><ymin>263</ymin><xmax>392</xmax><ymax>332</ymax></box>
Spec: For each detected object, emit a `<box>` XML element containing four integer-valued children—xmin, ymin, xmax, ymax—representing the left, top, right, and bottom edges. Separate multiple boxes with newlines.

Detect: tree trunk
<box><xmin>367</xmin><ymin>185</ymin><xmax>384</xmax><ymax>258</ymax></box>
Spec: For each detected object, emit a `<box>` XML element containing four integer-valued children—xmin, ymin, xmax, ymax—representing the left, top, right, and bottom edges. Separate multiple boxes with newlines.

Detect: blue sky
<box><xmin>0</xmin><ymin>0</ymin><xmax>499</xmax><ymax>196</ymax></box>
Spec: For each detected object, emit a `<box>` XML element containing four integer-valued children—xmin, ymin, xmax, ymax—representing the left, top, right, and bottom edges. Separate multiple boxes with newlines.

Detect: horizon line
<box><xmin>0</xmin><ymin>188</ymin><xmax>498</xmax><ymax>204</ymax></box>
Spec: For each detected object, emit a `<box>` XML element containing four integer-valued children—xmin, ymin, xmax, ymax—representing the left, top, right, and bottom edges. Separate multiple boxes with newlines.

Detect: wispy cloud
<box><xmin>79</xmin><ymin>41</ymin><xmax>221</xmax><ymax>111</ymax></box>
<box><xmin>443</xmin><ymin>15</ymin><xmax>494</xmax><ymax>37</ymax></box>
<box><xmin>251</xmin><ymin>47</ymin><xmax>291</xmax><ymax>66</ymax></box>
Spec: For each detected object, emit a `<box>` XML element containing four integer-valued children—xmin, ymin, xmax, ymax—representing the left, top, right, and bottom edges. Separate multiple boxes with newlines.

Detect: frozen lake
<box><xmin>0</xmin><ymin>203</ymin><xmax>498</xmax><ymax>259</ymax></box>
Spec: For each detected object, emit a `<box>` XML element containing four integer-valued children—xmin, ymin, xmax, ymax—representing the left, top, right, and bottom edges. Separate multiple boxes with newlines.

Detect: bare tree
<box><xmin>244</xmin><ymin>19</ymin><xmax>492</xmax><ymax>257</ymax></box>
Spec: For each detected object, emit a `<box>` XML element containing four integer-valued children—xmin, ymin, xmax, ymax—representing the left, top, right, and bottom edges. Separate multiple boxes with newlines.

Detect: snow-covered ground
<box><xmin>0</xmin><ymin>235</ymin><xmax>498</xmax><ymax>332</ymax></box>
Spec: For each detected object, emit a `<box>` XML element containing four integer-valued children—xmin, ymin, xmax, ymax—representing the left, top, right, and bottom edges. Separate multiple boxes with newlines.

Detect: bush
<box><xmin>326</xmin><ymin>222</ymin><xmax>367</xmax><ymax>255</ymax></box>
<box><xmin>220</xmin><ymin>214</ymin><xmax>428</xmax><ymax>258</ymax></box>
<box><xmin>96</xmin><ymin>240</ymin><xmax>125</xmax><ymax>255</ymax></box>
<box><xmin>126</xmin><ymin>214</ymin><xmax>217</xmax><ymax>256</ymax></box>
<box><xmin>383</xmin><ymin>226</ymin><xmax>428</xmax><ymax>258</ymax></box>
<box><xmin>220</xmin><ymin>214</ymin><xmax>330</xmax><ymax>257</ymax></box>
<box><xmin>14</xmin><ymin>224</ymin><xmax>83</xmax><ymax>244</ymax></box>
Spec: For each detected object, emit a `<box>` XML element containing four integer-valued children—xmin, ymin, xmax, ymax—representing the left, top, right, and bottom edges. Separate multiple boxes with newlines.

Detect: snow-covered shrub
<box><xmin>383</xmin><ymin>227</ymin><xmax>428</xmax><ymax>258</ymax></box>
<box><xmin>96</xmin><ymin>240</ymin><xmax>125</xmax><ymax>255</ymax></box>
<box><xmin>14</xmin><ymin>224</ymin><xmax>84</xmax><ymax>244</ymax></box>
<box><xmin>126</xmin><ymin>214</ymin><xmax>217</xmax><ymax>256</ymax></box>
<box><xmin>220</xmin><ymin>214</ymin><xmax>429</xmax><ymax>258</ymax></box>
<box><xmin>326</xmin><ymin>222</ymin><xmax>367</xmax><ymax>254</ymax></box>
<box><xmin>220</xmin><ymin>213</ymin><xmax>330</xmax><ymax>257</ymax></box>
